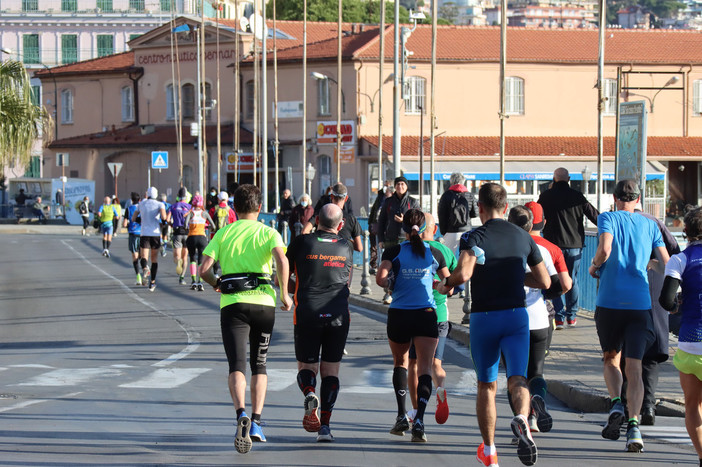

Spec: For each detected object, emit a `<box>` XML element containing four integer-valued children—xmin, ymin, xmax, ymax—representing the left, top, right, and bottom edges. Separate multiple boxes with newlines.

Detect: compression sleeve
<box><xmin>659</xmin><ymin>276</ymin><xmax>681</xmax><ymax>311</ymax></box>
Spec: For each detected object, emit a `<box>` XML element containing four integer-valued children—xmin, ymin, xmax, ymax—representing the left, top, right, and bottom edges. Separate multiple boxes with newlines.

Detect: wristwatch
<box><xmin>442</xmin><ymin>277</ymin><xmax>451</xmax><ymax>288</ymax></box>
<box><xmin>591</xmin><ymin>260</ymin><xmax>600</xmax><ymax>269</ymax></box>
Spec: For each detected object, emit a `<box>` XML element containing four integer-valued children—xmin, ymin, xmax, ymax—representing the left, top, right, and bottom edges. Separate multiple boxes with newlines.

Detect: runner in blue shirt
<box><xmin>376</xmin><ymin>208</ymin><xmax>450</xmax><ymax>443</ymax></box>
<box><xmin>123</xmin><ymin>192</ymin><xmax>142</xmax><ymax>285</ymax></box>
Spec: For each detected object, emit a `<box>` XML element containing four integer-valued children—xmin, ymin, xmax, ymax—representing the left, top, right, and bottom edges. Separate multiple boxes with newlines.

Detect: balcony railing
<box><xmin>1</xmin><ymin>0</ymin><xmax>173</xmax><ymax>14</ymax></box>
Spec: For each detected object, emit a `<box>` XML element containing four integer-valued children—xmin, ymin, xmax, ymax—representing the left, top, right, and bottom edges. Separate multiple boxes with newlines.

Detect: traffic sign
<box><xmin>107</xmin><ymin>162</ymin><xmax>123</xmax><ymax>178</ymax></box>
<box><xmin>151</xmin><ymin>151</ymin><xmax>168</xmax><ymax>169</ymax></box>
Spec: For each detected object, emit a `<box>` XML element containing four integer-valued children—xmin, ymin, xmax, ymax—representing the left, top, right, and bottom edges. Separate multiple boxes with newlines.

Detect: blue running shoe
<box><xmin>602</xmin><ymin>400</ymin><xmax>625</xmax><ymax>440</ymax></box>
<box><xmin>235</xmin><ymin>413</ymin><xmax>252</xmax><ymax>454</ymax></box>
<box><xmin>626</xmin><ymin>424</ymin><xmax>644</xmax><ymax>452</ymax></box>
<box><xmin>317</xmin><ymin>424</ymin><xmax>334</xmax><ymax>442</ymax></box>
<box><xmin>250</xmin><ymin>420</ymin><xmax>266</xmax><ymax>443</ymax></box>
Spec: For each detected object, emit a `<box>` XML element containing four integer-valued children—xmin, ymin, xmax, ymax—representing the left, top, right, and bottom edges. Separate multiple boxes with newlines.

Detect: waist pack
<box><xmin>219</xmin><ymin>273</ymin><xmax>273</xmax><ymax>294</ymax></box>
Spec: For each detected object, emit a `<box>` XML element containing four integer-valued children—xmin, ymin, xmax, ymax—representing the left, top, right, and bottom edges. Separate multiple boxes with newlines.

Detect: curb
<box><xmin>349</xmin><ymin>293</ymin><xmax>685</xmax><ymax>418</ymax></box>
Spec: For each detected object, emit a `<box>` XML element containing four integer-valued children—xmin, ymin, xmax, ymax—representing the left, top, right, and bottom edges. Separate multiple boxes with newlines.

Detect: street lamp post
<box><xmin>581</xmin><ymin>165</ymin><xmax>592</xmax><ymax>197</ymax></box>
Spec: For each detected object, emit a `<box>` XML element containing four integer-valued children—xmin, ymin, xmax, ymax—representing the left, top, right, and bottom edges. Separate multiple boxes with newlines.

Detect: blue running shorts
<box><xmin>470</xmin><ymin>307</ymin><xmax>530</xmax><ymax>383</ymax></box>
<box><xmin>101</xmin><ymin>221</ymin><xmax>114</xmax><ymax>235</ymax></box>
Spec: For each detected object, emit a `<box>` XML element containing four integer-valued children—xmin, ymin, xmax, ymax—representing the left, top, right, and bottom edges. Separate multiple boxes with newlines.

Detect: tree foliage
<box><xmin>268</xmin><ymin>0</ymin><xmax>410</xmax><ymax>24</ymax></box>
<box><xmin>606</xmin><ymin>0</ymin><xmax>686</xmax><ymax>25</ymax></box>
<box><xmin>0</xmin><ymin>60</ymin><xmax>52</xmax><ymax>176</ymax></box>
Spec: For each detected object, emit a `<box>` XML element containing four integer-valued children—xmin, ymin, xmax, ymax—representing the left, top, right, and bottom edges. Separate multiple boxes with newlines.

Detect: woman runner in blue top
<box><xmin>376</xmin><ymin>208</ymin><xmax>450</xmax><ymax>443</ymax></box>
<box><xmin>660</xmin><ymin>207</ymin><xmax>702</xmax><ymax>466</ymax></box>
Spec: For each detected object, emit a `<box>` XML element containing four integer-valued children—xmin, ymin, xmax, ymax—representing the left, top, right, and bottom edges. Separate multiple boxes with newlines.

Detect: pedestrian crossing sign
<box><xmin>151</xmin><ymin>151</ymin><xmax>168</xmax><ymax>169</ymax></box>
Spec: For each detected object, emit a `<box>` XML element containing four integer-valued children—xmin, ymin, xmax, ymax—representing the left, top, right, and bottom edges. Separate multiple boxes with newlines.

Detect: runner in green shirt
<box><xmin>200</xmin><ymin>184</ymin><xmax>291</xmax><ymax>454</ymax></box>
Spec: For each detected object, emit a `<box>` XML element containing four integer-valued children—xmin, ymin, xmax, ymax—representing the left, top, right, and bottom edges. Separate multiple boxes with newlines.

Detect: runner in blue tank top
<box><xmin>376</xmin><ymin>208</ymin><xmax>450</xmax><ymax>443</ymax></box>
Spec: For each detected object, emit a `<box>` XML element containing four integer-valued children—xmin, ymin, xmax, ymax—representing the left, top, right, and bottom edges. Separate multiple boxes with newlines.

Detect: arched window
<box><xmin>182</xmin><ymin>83</ymin><xmax>195</xmax><ymax>119</ymax></box>
<box><xmin>183</xmin><ymin>165</ymin><xmax>193</xmax><ymax>193</ymax></box>
<box><xmin>60</xmin><ymin>88</ymin><xmax>73</xmax><ymax>123</ymax></box>
<box><xmin>121</xmin><ymin>86</ymin><xmax>134</xmax><ymax>122</ymax></box>
<box><xmin>317</xmin><ymin>155</ymin><xmax>331</xmax><ymax>198</ymax></box>
<box><xmin>505</xmin><ymin>76</ymin><xmax>525</xmax><ymax>115</ymax></box>
<box><xmin>166</xmin><ymin>83</ymin><xmax>178</xmax><ymax>120</ymax></box>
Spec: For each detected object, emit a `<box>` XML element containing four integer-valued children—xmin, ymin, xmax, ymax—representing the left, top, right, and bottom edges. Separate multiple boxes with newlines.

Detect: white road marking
<box><xmin>642</xmin><ymin>426</ymin><xmax>693</xmax><ymax>445</ymax></box>
<box><xmin>455</xmin><ymin>370</ymin><xmax>509</xmax><ymax>395</ymax></box>
<box><xmin>119</xmin><ymin>368</ymin><xmax>211</xmax><ymax>388</ymax></box>
<box><xmin>9</xmin><ymin>364</ymin><xmax>54</xmax><ymax>368</ymax></box>
<box><xmin>265</xmin><ymin>369</ymin><xmax>298</xmax><ymax>391</ymax></box>
<box><xmin>15</xmin><ymin>368</ymin><xmax>123</xmax><ymax>386</ymax></box>
<box><xmin>62</xmin><ymin>239</ymin><xmax>200</xmax><ymax>367</ymax></box>
<box><xmin>0</xmin><ymin>391</ymin><xmax>82</xmax><ymax>413</ymax></box>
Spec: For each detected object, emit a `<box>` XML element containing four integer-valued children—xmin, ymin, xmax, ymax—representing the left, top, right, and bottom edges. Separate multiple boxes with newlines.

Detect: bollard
<box><xmin>270</xmin><ymin>219</ymin><xmax>276</xmax><ymax>229</ymax></box>
<box><xmin>282</xmin><ymin>220</ymin><xmax>289</xmax><ymax>244</ymax></box>
<box><xmin>360</xmin><ymin>230</ymin><xmax>371</xmax><ymax>295</ymax></box>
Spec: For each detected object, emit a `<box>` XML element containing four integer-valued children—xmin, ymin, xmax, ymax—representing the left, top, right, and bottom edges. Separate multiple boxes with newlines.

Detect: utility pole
<box><xmin>597</xmin><ymin>0</ymin><xmax>606</xmax><ymax>212</ymax></box>
<box><xmin>378</xmin><ymin>0</ymin><xmax>385</xmax><ymax>194</ymax></box>
<box><xmin>430</xmin><ymin>0</ymin><xmax>437</xmax><ymax>217</ymax></box>
<box><xmin>336</xmin><ymin>0</ymin><xmax>342</xmax><ymax>183</ymax></box>
<box><xmin>302</xmin><ymin>0</ymin><xmax>308</xmax><ymax>195</ymax></box>
<box><xmin>499</xmin><ymin>0</ymin><xmax>507</xmax><ymax>186</ymax></box>
<box><xmin>392</xmin><ymin>0</ymin><xmax>401</xmax><ymax>178</ymax></box>
<box><xmin>262</xmin><ymin>0</ymin><xmax>269</xmax><ymax>211</ymax></box>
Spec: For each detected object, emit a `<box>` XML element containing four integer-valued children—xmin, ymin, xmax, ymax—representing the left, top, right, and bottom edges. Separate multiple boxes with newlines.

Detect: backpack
<box><xmin>449</xmin><ymin>192</ymin><xmax>471</xmax><ymax>229</ymax></box>
<box><xmin>214</xmin><ymin>205</ymin><xmax>230</xmax><ymax>231</ymax></box>
<box><xmin>79</xmin><ymin>202</ymin><xmax>88</xmax><ymax>215</ymax></box>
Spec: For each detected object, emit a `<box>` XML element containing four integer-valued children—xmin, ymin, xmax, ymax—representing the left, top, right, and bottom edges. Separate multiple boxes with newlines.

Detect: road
<box><xmin>0</xmin><ymin>232</ymin><xmax>697</xmax><ymax>465</ymax></box>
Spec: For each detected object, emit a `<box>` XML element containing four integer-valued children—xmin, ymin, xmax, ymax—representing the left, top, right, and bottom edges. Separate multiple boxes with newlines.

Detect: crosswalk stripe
<box><xmin>119</xmin><ymin>368</ymin><xmax>211</xmax><ymax>389</ymax></box>
<box><xmin>15</xmin><ymin>368</ymin><xmax>123</xmax><ymax>386</ymax></box>
<box><xmin>0</xmin><ymin>391</ymin><xmax>82</xmax><ymax>414</ymax></box>
<box><xmin>265</xmin><ymin>369</ymin><xmax>299</xmax><ymax>391</ymax></box>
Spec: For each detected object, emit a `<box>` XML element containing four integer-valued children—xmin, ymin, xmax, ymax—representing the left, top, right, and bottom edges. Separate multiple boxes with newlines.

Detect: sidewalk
<box><xmin>348</xmin><ymin>266</ymin><xmax>686</xmax><ymax>418</ymax></box>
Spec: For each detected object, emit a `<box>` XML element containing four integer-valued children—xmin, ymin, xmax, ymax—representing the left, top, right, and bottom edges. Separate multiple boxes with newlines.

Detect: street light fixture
<box><xmin>622</xmin><ymin>73</ymin><xmax>681</xmax><ymax>113</ymax></box>
<box><xmin>310</xmin><ymin>72</ymin><xmax>345</xmax><ymax>113</ymax></box>
<box><xmin>305</xmin><ymin>162</ymin><xmax>316</xmax><ymax>195</ymax></box>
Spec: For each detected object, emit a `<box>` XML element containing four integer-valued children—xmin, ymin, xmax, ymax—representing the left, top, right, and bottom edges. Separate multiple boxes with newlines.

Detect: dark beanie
<box><xmin>394</xmin><ymin>176</ymin><xmax>409</xmax><ymax>186</ymax></box>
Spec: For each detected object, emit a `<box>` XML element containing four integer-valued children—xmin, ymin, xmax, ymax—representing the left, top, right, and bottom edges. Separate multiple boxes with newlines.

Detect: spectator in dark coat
<box><xmin>289</xmin><ymin>193</ymin><xmax>314</xmax><ymax>242</ymax></box>
<box><xmin>438</xmin><ymin>172</ymin><xmax>477</xmax><ymax>254</ymax></box>
<box><xmin>377</xmin><ymin>176</ymin><xmax>420</xmax><ymax>249</ymax></box>
<box><xmin>537</xmin><ymin>167</ymin><xmax>599</xmax><ymax>328</ymax></box>
<box><xmin>277</xmin><ymin>189</ymin><xmax>296</xmax><ymax>236</ymax></box>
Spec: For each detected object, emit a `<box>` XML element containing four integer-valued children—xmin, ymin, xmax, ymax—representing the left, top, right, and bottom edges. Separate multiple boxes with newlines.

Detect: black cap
<box><xmin>177</xmin><ymin>187</ymin><xmax>187</xmax><ymax>199</ymax></box>
<box><xmin>614</xmin><ymin>179</ymin><xmax>641</xmax><ymax>202</ymax></box>
<box><xmin>394</xmin><ymin>176</ymin><xmax>409</xmax><ymax>186</ymax></box>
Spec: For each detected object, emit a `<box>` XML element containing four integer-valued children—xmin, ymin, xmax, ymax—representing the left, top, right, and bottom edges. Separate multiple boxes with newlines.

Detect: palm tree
<box><xmin>0</xmin><ymin>59</ymin><xmax>53</xmax><ymax>178</ymax></box>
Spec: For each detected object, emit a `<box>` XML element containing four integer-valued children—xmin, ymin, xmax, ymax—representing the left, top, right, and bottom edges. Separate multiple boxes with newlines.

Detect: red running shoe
<box><xmin>302</xmin><ymin>393</ymin><xmax>321</xmax><ymax>432</ymax></box>
<box><xmin>477</xmin><ymin>442</ymin><xmax>499</xmax><ymax>467</ymax></box>
<box><xmin>435</xmin><ymin>386</ymin><xmax>449</xmax><ymax>424</ymax></box>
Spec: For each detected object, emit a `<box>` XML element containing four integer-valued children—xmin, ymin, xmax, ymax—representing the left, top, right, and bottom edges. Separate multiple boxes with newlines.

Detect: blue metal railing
<box><xmin>578</xmin><ymin>232</ymin><xmax>598</xmax><ymax>312</ymax></box>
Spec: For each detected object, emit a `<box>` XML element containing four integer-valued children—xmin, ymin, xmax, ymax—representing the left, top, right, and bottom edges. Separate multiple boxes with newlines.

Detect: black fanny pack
<box><xmin>219</xmin><ymin>273</ymin><xmax>273</xmax><ymax>294</ymax></box>
<box><xmin>173</xmin><ymin>226</ymin><xmax>188</xmax><ymax>235</ymax></box>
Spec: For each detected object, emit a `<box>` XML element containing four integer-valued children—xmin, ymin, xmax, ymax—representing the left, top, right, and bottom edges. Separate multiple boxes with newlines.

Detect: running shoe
<box><xmin>317</xmin><ymin>424</ymin><xmax>334</xmax><ymax>442</ymax></box>
<box><xmin>477</xmin><ymin>442</ymin><xmax>499</xmax><ymax>467</ymax></box>
<box><xmin>102</xmin><ymin>249</ymin><xmax>107</xmax><ymax>257</ymax></box>
<box><xmin>135</xmin><ymin>273</ymin><xmax>142</xmax><ymax>286</ymax></box>
<box><xmin>567</xmin><ymin>319</ymin><xmax>577</xmax><ymax>327</ymax></box>
<box><xmin>382</xmin><ymin>293</ymin><xmax>393</xmax><ymax>305</ymax></box>
<box><xmin>511</xmin><ymin>414</ymin><xmax>537</xmax><ymax>466</ymax></box>
<box><xmin>625</xmin><ymin>423</ymin><xmax>644</xmax><ymax>452</ymax></box>
<box><xmin>555</xmin><ymin>321</ymin><xmax>564</xmax><ymax>330</ymax></box>
<box><xmin>160</xmin><ymin>246</ymin><xmax>167</xmax><ymax>257</ymax></box>
<box><xmin>196</xmin><ymin>282</ymin><xmax>205</xmax><ymax>291</ymax></box>
<box><xmin>411</xmin><ymin>419</ymin><xmax>427</xmax><ymax>442</ymax></box>
<box><xmin>528</xmin><ymin>413</ymin><xmax>539</xmax><ymax>432</ymax></box>
<box><xmin>389</xmin><ymin>414</ymin><xmax>410</xmax><ymax>436</ymax></box>
<box><xmin>179</xmin><ymin>276</ymin><xmax>186</xmax><ymax>285</ymax></box>
<box><xmin>105</xmin><ymin>250</ymin><xmax>110</xmax><ymax>258</ymax></box>
<box><xmin>531</xmin><ymin>394</ymin><xmax>553</xmax><ymax>433</ymax></box>
<box><xmin>249</xmin><ymin>420</ymin><xmax>266</xmax><ymax>443</ymax></box>
<box><xmin>176</xmin><ymin>258</ymin><xmax>184</xmax><ymax>275</ymax></box>
<box><xmin>190</xmin><ymin>281</ymin><xmax>198</xmax><ymax>290</ymax></box>
<box><xmin>142</xmin><ymin>266</ymin><xmax>151</xmax><ymax>284</ymax></box>
<box><xmin>302</xmin><ymin>393</ymin><xmax>321</xmax><ymax>432</ymax></box>
<box><xmin>435</xmin><ymin>386</ymin><xmax>449</xmax><ymax>424</ymax></box>
<box><xmin>148</xmin><ymin>281</ymin><xmax>156</xmax><ymax>292</ymax></box>
<box><xmin>602</xmin><ymin>400</ymin><xmax>625</xmax><ymax>440</ymax></box>
<box><xmin>234</xmin><ymin>413</ymin><xmax>252</xmax><ymax>454</ymax></box>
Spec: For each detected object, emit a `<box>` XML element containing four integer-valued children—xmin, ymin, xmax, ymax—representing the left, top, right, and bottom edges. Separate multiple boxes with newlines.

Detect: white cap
<box><xmin>218</xmin><ymin>191</ymin><xmax>228</xmax><ymax>201</ymax></box>
<box><xmin>147</xmin><ymin>187</ymin><xmax>158</xmax><ymax>199</ymax></box>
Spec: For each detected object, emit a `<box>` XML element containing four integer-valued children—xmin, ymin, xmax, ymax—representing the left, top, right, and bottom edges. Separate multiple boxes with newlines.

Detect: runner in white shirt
<box><xmin>132</xmin><ymin>186</ymin><xmax>167</xmax><ymax>291</ymax></box>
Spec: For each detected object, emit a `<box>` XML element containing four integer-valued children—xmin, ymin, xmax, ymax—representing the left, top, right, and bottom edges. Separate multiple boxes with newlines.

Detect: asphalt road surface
<box><xmin>0</xmin><ymin>232</ymin><xmax>698</xmax><ymax>466</ymax></box>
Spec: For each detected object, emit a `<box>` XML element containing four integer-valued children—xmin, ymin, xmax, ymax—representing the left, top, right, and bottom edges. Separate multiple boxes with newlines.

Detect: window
<box><xmin>160</xmin><ymin>0</ymin><xmax>173</xmax><ymax>11</ymax></box>
<box><xmin>30</xmin><ymin>85</ymin><xmax>40</xmax><ymax>107</ymax></box>
<box><xmin>61</xmin><ymin>34</ymin><xmax>78</xmax><ymax>65</ymax></box>
<box><xmin>129</xmin><ymin>34</ymin><xmax>141</xmax><ymax>42</ymax></box>
<box><xmin>166</xmin><ymin>83</ymin><xmax>179</xmax><ymax>120</ymax></box>
<box><xmin>61</xmin><ymin>89</ymin><xmax>73</xmax><ymax>123</ymax></box>
<box><xmin>245</xmin><ymin>80</ymin><xmax>254</xmax><ymax>119</ymax></box>
<box><xmin>61</xmin><ymin>0</ymin><xmax>77</xmax><ymax>11</ymax></box>
<box><xmin>694</xmin><ymin>80</ymin><xmax>702</xmax><ymax>115</ymax></box>
<box><xmin>22</xmin><ymin>34</ymin><xmax>40</xmax><ymax>64</ymax></box>
<box><xmin>121</xmin><ymin>86</ymin><xmax>134</xmax><ymax>122</ymax></box>
<box><xmin>505</xmin><ymin>76</ymin><xmax>525</xmax><ymax>115</ymax></box>
<box><xmin>317</xmin><ymin>78</ymin><xmax>330</xmax><ymax>116</ymax></box>
<box><xmin>24</xmin><ymin>156</ymin><xmax>41</xmax><ymax>178</ymax></box>
<box><xmin>403</xmin><ymin>76</ymin><xmax>426</xmax><ymax>115</ymax></box>
<box><xmin>182</xmin><ymin>83</ymin><xmax>195</xmax><ymax>119</ymax></box>
<box><xmin>97</xmin><ymin>35</ymin><xmax>114</xmax><ymax>57</ymax></box>
<box><xmin>22</xmin><ymin>0</ymin><xmax>38</xmax><ymax>11</ymax></box>
<box><xmin>129</xmin><ymin>0</ymin><xmax>145</xmax><ymax>11</ymax></box>
<box><xmin>603</xmin><ymin>78</ymin><xmax>618</xmax><ymax>116</ymax></box>
<box><xmin>204</xmin><ymin>83</ymin><xmax>212</xmax><ymax>120</ymax></box>
<box><xmin>97</xmin><ymin>0</ymin><xmax>113</xmax><ymax>12</ymax></box>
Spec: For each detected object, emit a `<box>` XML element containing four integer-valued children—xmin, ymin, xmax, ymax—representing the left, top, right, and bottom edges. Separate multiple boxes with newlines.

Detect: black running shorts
<box><xmin>221</xmin><ymin>302</ymin><xmax>275</xmax><ymax>375</ymax></box>
<box><xmin>387</xmin><ymin>307</ymin><xmax>439</xmax><ymax>344</ymax></box>
<box><xmin>294</xmin><ymin>312</ymin><xmax>350</xmax><ymax>364</ymax></box>
<box><xmin>595</xmin><ymin>306</ymin><xmax>655</xmax><ymax>359</ymax></box>
<box><xmin>139</xmin><ymin>235</ymin><xmax>161</xmax><ymax>250</ymax></box>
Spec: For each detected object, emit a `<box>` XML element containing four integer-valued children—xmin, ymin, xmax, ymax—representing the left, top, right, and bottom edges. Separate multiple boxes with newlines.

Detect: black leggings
<box><xmin>82</xmin><ymin>216</ymin><xmax>90</xmax><ymax>229</ymax></box>
<box><xmin>527</xmin><ymin>327</ymin><xmax>550</xmax><ymax>383</ymax></box>
<box><xmin>221</xmin><ymin>302</ymin><xmax>275</xmax><ymax>375</ymax></box>
<box><xmin>186</xmin><ymin>235</ymin><xmax>208</xmax><ymax>264</ymax></box>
